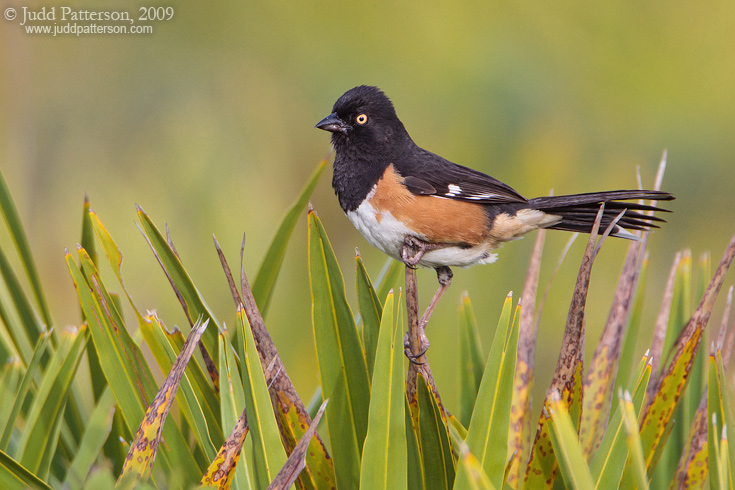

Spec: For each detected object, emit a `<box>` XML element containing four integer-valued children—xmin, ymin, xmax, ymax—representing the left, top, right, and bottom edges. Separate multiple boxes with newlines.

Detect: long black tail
<box><xmin>529</xmin><ymin>190</ymin><xmax>674</xmax><ymax>238</ymax></box>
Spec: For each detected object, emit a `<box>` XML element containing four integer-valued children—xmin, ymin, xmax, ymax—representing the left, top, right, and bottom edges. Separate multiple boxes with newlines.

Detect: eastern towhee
<box><xmin>316</xmin><ymin>85</ymin><xmax>673</xmax><ymax>340</ymax></box>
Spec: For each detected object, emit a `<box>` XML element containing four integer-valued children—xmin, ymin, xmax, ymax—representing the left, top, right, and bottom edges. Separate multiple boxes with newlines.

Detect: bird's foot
<box><xmin>403</xmin><ymin>328</ymin><xmax>430</xmax><ymax>364</ymax></box>
<box><xmin>401</xmin><ymin>236</ymin><xmax>446</xmax><ymax>268</ymax></box>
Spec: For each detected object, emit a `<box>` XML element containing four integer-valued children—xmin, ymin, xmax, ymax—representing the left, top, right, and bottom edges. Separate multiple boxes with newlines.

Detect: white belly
<box><xmin>346</xmin><ymin>200</ymin><xmax>499</xmax><ymax>269</ymax></box>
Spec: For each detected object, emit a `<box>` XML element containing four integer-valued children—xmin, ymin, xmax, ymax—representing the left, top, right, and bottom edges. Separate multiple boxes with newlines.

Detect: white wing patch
<box><xmin>445</xmin><ymin>184</ymin><xmax>462</xmax><ymax>197</ymax></box>
<box><xmin>466</xmin><ymin>192</ymin><xmax>503</xmax><ymax>200</ymax></box>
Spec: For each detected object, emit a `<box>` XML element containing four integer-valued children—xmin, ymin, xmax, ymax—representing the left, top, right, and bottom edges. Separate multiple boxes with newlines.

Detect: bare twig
<box><xmin>405</xmin><ymin>265</ymin><xmax>443</xmax><ymax>409</ymax></box>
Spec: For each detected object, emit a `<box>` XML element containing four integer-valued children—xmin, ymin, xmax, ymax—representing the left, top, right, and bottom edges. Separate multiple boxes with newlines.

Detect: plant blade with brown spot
<box><xmin>524</xmin><ymin>206</ymin><xmax>610</xmax><ymax>489</ymax></box>
<box><xmin>671</xmin><ymin>283</ymin><xmax>732</xmax><ymax>489</ymax></box>
<box><xmin>216</xmin><ymin>234</ymin><xmax>336</xmax><ymax>490</ymax></box>
<box><xmin>580</xmin><ymin>237</ymin><xmax>645</xmax><ymax>456</ymax></box>
<box><xmin>648</xmin><ymin>252</ymin><xmax>681</xmax><ymax>387</ymax></box>
<box><xmin>199</xmin><ymin>408</ymin><xmax>250</xmax><ymax>490</ymax></box>
<box><xmin>637</xmin><ymin>233</ymin><xmax>735</xmax><ymax>476</ymax></box>
<box><xmin>198</xmin><ymin>332</ymin><xmax>253</xmax><ymax>490</ymax></box>
<box><xmin>671</xmin><ymin>376</ymin><xmax>708</xmax><ymax>489</ymax></box>
<box><xmin>507</xmin><ymin>228</ymin><xmax>545</xmax><ymax>489</ymax></box>
<box><xmin>119</xmin><ymin>319</ymin><xmax>209</xmax><ymax>485</ymax></box>
<box><xmin>267</xmin><ymin>400</ymin><xmax>329</xmax><ymax>490</ymax></box>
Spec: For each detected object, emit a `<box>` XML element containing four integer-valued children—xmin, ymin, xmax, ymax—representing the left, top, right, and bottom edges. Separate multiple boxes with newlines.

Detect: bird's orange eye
<box><xmin>355</xmin><ymin>113</ymin><xmax>368</xmax><ymax>125</ymax></box>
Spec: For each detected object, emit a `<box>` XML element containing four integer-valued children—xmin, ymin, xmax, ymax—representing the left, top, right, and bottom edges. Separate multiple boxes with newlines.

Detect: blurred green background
<box><xmin>2</xmin><ymin>1</ymin><xmax>734</xmax><ymax>408</ymax></box>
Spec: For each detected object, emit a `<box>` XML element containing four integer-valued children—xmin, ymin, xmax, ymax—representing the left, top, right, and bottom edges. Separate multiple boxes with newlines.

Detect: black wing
<box><xmin>395</xmin><ymin>147</ymin><xmax>528</xmax><ymax>204</ymax></box>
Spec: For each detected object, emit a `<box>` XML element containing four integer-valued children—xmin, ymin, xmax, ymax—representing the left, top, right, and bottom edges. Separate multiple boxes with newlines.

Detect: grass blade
<box><xmin>405</xmin><ymin>396</ymin><xmax>425</xmax><ymax>490</ymax></box>
<box><xmin>648</xmin><ymin>252</ymin><xmax>681</xmax><ymax>387</ymax></box>
<box><xmin>670</xmin><ymin>393</ymin><xmax>708</xmax><ymax>490</ymax></box>
<box><xmin>63</xmin><ymin>387</ymin><xmax>116</xmax><ymax>488</ymax></box>
<box><xmin>237</xmin><ymin>309</ymin><xmax>288</xmax><ymax>489</ymax></box>
<box><xmin>375</xmin><ymin>258</ymin><xmax>402</xmax><ymax>305</ymax></box>
<box><xmin>457</xmin><ymin>293</ymin><xmax>484</xmax><ymax>428</ymax></box>
<box><xmin>200</xmin><ymin>333</ymin><xmax>253</xmax><ymax>490</ymax></box>
<box><xmin>0</xmin><ymin>169</ymin><xmax>52</xmax><ymax>327</ymax></box>
<box><xmin>589</xmin><ymin>352</ymin><xmax>651</xmax><ymax>490</ymax></box>
<box><xmin>252</xmin><ymin>159</ymin><xmax>326</xmax><ymax>316</ymax></box>
<box><xmin>458</xmin><ymin>444</ymin><xmax>496</xmax><ymax>490</ymax></box>
<box><xmin>0</xmin><ymin>449</ymin><xmax>52</xmax><ymax>490</ymax></box>
<box><xmin>620</xmin><ymin>391</ymin><xmax>650</xmax><ymax>490</ymax></box>
<box><xmin>0</xmin><ymin>329</ymin><xmax>51</xmax><ymax>450</ymax></box>
<box><xmin>0</xmin><ymin>362</ymin><xmax>21</xmax><ymax>437</ymax></box>
<box><xmin>547</xmin><ymin>391</ymin><xmax>596</xmax><ymax>490</ymax></box>
<box><xmin>414</xmin><ymin>372</ymin><xmax>454</xmax><ymax>490</ymax></box>
<box><xmin>356</xmin><ymin>251</ymin><xmax>383</xmax><ymax>379</ymax></box>
<box><xmin>360</xmin><ymin>290</ymin><xmax>407</xmax><ymax>490</ymax></box>
<box><xmin>455</xmin><ymin>294</ymin><xmax>519</xmax><ymax>490</ymax></box>
<box><xmin>307</xmin><ymin>207</ymin><xmax>370</xmax><ymax>489</ymax></box>
<box><xmin>221</xmin><ymin>235</ymin><xmax>335</xmax><ymax>490</ymax></box>
<box><xmin>0</xmin><ymin>245</ymin><xmax>41</xmax><ymax>363</ymax></box>
<box><xmin>67</xmin><ymin>248</ymin><xmax>201</xmax><ymax>486</ymax></box>
<box><xmin>136</xmin><ymin>207</ymin><xmax>221</xmax><ymax>364</ymax></box>
<box><xmin>614</xmin><ymin>253</ymin><xmax>649</xmax><ymax>398</ymax></box>
<box><xmin>17</xmin><ymin>327</ymin><xmax>86</xmax><ymax>479</ymax></box>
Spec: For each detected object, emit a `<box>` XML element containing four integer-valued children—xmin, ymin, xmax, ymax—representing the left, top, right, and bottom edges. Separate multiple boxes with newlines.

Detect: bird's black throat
<box><xmin>331</xmin><ymin>136</ymin><xmax>390</xmax><ymax>212</ymax></box>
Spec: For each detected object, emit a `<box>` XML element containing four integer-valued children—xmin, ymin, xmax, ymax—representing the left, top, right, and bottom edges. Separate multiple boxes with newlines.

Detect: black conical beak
<box><xmin>315</xmin><ymin>113</ymin><xmax>350</xmax><ymax>134</ymax></box>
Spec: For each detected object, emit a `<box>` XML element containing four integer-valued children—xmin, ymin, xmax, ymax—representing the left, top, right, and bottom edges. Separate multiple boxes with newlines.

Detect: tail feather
<box><xmin>529</xmin><ymin>190</ymin><xmax>674</xmax><ymax>239</ymax></box>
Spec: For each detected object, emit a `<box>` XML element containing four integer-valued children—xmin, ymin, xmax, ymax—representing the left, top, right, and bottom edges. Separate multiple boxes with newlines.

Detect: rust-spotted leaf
<box><xmin>119</xmin><ymin>319</ymin><xmax>208</xmax><ymax>484</ymax></box>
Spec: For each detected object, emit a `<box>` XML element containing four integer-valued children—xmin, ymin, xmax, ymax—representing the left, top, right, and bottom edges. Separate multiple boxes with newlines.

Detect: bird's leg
<box><xmin>403</xmin><ymin>265</ymin><xmax>453</xmax><ymax>362</ymax></box>
<box><xmin>401</xmin><ymin>236</ymin><xmax>455</xmax><ymax>361</ymax></box>
<box><xmin>401</xmin><ymin>236</ymin><xmax>445</xmax><ymax>268</ymax></box>
<box><xmin>419</xmin><ymin>266</ymin><xmax>453</xmax><ymax>330</ymax></box>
